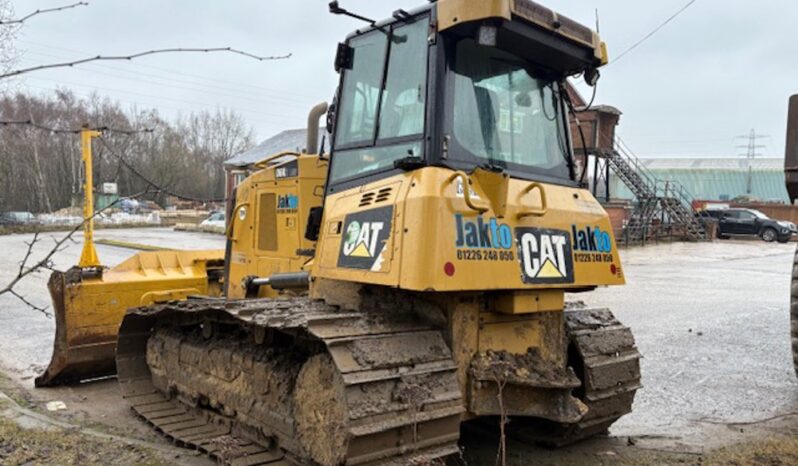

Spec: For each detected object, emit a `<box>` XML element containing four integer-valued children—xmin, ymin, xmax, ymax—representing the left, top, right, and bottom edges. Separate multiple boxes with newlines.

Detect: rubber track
<box><xmin>792</xmin><ymin>246</ymin><xmax>798</xmax><ymax>377</ymax></box>
<box><xmin>561</xmin><ymin>308</ymin><xmax>642</xmax><ymax>443</ymax></box>
<box><xmin>510</xmin><ymin>308</ymin><xmax>641</xmax><ymax>446</ymax></box>
<box><xmin>116</xmin><ymin>297</ymin><xmax>463</xmax><ymax>466</ymax></box>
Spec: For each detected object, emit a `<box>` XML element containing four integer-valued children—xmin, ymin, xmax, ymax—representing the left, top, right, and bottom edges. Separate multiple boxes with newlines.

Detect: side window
<box><xmin>377</xmin><ymin>19</ymin><xmax>429</xmax><ymax>140</ymax></box>
<box><xmin>335</xmin><ymin>33</ymin><xmax>388</xmax><ymax>147</ymax></box>
<box><xmin>723</xmin><ymin>211</ymin><xmax>739</xmax><ymax>220</ymax></box>
<box><xmin>331</xmin><ymin>16</ymin><xmax>430</xmax><ymax>184</ymax></box>
<box><xmin>739</xmin><ymin>212</ymin><xmax>755</xmax><ymax>221</ymax></box>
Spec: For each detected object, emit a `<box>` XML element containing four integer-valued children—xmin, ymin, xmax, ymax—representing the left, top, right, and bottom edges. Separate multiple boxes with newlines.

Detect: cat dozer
<box><xmin>35</xmin><ymin>129</ymin><xmax>225</xmax><ymax>387</ymax></box>
<box><xmin>116</xmin><ymin>1</ymin><xmax>641</xmax><ymax>464</ymax></box>
<box><xmin>785</xmin><ymin>95</ymin><xmax>798</xmax><ymax>376</ymax></box>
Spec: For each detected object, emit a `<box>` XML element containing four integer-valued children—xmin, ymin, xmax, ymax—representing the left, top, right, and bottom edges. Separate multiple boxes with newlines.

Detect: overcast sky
<box><xmin>7</xmin><ymin>0</ymin><xmax>798</xmax><ymax>158</ymax></box>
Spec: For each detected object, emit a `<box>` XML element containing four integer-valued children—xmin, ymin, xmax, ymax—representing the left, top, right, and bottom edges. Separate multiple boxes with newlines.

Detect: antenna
<box><xmin>595</xmin><ymin>8</ymin><xmax>600</xmax><ymax>34</ymax></box>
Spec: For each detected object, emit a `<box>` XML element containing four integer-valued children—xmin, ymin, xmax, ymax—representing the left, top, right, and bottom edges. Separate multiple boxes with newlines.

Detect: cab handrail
<box><xmin>516</xmin><ymin>182</ymin><xmax>548</xmax><ymax>218</ymax></box>
<box><xmin>444</xmin><ymin>171</ymin><xmax>490</xmax><ymax>213</ymax></box>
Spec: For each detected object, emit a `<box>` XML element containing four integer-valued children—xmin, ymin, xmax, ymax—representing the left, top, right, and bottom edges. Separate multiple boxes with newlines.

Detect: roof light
<box><xmin>477</xmin><ymin>24</ymin><xmax>498</xmax><ymax>47</ymax></box>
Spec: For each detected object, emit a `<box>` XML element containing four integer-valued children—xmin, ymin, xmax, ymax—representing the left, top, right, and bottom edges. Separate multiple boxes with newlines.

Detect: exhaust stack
<box><xmin>786</xmin><ymin>95</ymin><xmax>798</xmax><ymax>204</ymax></box>
<box><xmin>307</xmin><ymin>102</ymin><xmax>329</xmax><ymax>154</ymax></box>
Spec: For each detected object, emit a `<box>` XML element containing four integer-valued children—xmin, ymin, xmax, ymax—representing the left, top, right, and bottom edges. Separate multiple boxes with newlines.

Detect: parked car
<box><xmin>0</xmin><ymin>211</ymin><xmax>37</xmax><ymax>225</ymax></box>
<box><xmin>200</xmin><ymin>211</ymin><xmax>225</xmax><ymax>229</ymax></box>
<box><xmin>712</xmin><ymin>208</ymin><xmax>797</xmax><ymax>243</ymax></box>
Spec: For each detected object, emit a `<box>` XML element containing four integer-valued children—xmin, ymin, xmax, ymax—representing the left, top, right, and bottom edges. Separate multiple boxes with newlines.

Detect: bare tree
<box><xmin>180</xmin><ymin>109</ymin><xmax>255</xmax><ymax>198</ymax></box>
<box><xmin>0</xmin><ymin>0</ymin><xmax>19</xmax><ymax>82</ymax></box>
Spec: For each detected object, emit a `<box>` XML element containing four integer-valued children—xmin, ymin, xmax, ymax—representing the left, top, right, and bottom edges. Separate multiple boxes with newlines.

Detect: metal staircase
<box><xmin>606</xmin><ymin>138</ymin><xmax>707</xmax><ymax>244</ymax></box>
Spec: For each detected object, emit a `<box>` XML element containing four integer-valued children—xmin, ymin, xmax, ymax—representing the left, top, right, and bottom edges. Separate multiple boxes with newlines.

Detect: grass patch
<box><xmin>703</xmin><ymin>436</ymin><xmax>798</xmax><ymax>466</ymax></box>
<box><xmin>0</xmin><ymin>416</ymin><xmax>169</xmax><ymax>466</ymax></box>
<box><xmin>0</xmin><ymin>374</ymin><xmax>33</xmax><ymax>409</ymax></box>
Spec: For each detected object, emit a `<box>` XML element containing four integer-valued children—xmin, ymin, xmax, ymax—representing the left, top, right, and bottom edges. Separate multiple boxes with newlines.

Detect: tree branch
<box><xmin>10</xmin><ymin>290</ymin><xmax>50</xmax><ymax>316</ymax></box>
<box><xmin>0</xmin><ymin>2</ymin><xmax>89</xmax><ymax>26</ymax></box>
<box><xmin>18</xmin><ymin>232</ymin><xmax>40</xmax><ymax>277</ymax></box>
<box><xmin>0</xmin><ymin>48</ymin><xmax>292</xmax><ymax>79</ymax></box>
<box><xmin>0</xmin><ymin>187</ymin><xmax>159</xmax><ymax>316</ymax></box>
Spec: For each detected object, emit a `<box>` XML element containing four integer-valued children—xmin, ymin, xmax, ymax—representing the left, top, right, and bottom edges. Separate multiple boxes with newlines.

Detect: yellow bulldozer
<box><xmin>112</xmin><ymin>1</ymin><xmax>641</xmax><ymax>464</ymax></box>
<box><xmin>36</xmin><ymin>128</ymin><xmax>319</xmax><ymax>387</ymax></box>
<box><xmin>35</xmin><ymin>129</ymin><xmax>228</xmax><ymax>386</ymax></box>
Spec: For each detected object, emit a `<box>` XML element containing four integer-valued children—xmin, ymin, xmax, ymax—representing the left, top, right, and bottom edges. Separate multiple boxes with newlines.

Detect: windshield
<box><xmin>450</xmin><ymin>38</ymin><xmax>571</xmax><ymax>180</ymax></box>
<box><xmin>750</xmin><ymin>210</ymin><xmax>768</xmax><ymax>219</ymax></box>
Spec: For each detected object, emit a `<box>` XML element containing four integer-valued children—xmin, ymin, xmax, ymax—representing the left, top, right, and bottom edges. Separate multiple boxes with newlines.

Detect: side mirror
<box><xmin>305</xmin><ymin>207</ymin><xmax>324</xmax><ymax>242</ymax></box>
<box><xmin>326</xmin><ymin>97</ymin><xmax>337</xmax><ymax>136</ymax></box>
<box><xmin>334</xmin><ymin>42</ymin><xmax>354</xmax><ymax>73</ymax></box>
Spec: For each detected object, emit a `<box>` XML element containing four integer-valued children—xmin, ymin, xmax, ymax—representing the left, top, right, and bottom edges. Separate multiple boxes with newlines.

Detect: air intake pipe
<box><xmin>307</xmin><ymin>102</ymin><xmax>329</xmax><ymax>154</ymax></box>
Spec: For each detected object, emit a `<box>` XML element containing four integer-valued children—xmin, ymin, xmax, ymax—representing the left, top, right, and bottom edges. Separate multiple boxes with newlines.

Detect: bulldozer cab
<box><xmin>315</xmin><ymin>0</ymin><xmax>621</xmax><ymax>293</ymax></box>
<box><xmin>327</xmin><ymin>0</ymin><xmax>605</xmax><ymax>191</ymax></box>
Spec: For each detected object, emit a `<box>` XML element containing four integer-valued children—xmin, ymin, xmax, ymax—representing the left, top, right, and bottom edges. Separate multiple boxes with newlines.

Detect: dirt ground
<box><xmin>0</xmin><ymin>229</ymin><xmax>797</xmax><ymax>465</ymax></box>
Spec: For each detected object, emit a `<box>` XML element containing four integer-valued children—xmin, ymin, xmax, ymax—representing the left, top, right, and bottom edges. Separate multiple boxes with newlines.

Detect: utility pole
<box><xmin>736</xmin><ymin>129</ymin><xmax>767</xmax><ymax>196</ymax></box>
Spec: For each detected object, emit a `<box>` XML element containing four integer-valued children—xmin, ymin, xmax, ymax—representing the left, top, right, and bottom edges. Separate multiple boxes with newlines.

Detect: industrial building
<box><xmin>610</xmin><ymin>157</ymin><xmax>789</xmax><ymax>203</ymax></box>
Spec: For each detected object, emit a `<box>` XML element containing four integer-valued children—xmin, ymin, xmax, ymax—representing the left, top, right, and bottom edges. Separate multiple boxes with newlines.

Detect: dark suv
<box><xmin>706</xmin><ymin>208</ymin><xmax>797</xmax><ymax>243</ymax></box>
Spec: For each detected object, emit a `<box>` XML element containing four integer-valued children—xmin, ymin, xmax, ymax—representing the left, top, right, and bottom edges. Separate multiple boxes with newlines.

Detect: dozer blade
<box><xmin>35</xmin><ymin>249</ymin><xmax>224</xmax><ymax>387</ymax></box>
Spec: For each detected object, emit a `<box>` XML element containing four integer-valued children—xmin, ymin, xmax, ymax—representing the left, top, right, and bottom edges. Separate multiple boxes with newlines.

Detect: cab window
<box><xmin>331</xmin><ymin>16</ymin><xmax>430</xmax><ymax>184</ymax></box>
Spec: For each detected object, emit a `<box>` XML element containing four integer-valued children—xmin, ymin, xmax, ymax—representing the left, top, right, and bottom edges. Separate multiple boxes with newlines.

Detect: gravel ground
<box><xmin>582</xmin><ymin>240</ymin><xmax>798</xmax><ymax>446</ymax></box>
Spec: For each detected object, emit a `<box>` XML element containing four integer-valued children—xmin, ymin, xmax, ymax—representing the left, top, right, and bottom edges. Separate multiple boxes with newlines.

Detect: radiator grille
<box><xmin>257</xmin><ymin>193</ymin><xmax>277</xmax><ymax>251</ymax></box>
<box><xmin>359</xmin><ymin>186</ymin><xmax>394</xmax><ymax>207</ymax></box>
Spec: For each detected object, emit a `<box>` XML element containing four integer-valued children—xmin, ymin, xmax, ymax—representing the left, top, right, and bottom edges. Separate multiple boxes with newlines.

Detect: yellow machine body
<box><xmin>36</xmin><ymin>249</ymin><xmax>224</xmax><ymax>387</ymax></box>
<box><xmin>225</xmin><ymin>153</ymin><xmax>328</xmax><ymax>299</ymax></box>
<box><xmin>314</xmin><ymin>167</ymin><xmax>623</xmax><ymax>292</ymax></box>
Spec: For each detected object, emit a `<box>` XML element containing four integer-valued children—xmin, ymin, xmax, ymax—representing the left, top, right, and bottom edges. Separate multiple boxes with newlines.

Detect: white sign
<box><xmin>102</xmin><ymin>182</ymin><xmax>118</xmax><ymax>194</ymax></box>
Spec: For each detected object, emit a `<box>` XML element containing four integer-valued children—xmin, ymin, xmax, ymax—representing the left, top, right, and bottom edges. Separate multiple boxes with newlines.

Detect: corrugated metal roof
<box><xmin>638</xmin><ymin>157</ymin><xmax>784</xmax><ymax>170</ymax></box>
<box><xmin>225</xmin><ymin>128</ymin><xmax>328</xmax><ymax>168</ymax></box>
<box><xmin>610</xmin><ymin>164</ymin><xmax>789</xmax><ymax>203</ymax></box>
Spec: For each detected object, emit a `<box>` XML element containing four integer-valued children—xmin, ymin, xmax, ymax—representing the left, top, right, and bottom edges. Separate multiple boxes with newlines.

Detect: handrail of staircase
<box><xmin>614</xmin><ymin>136</ymin><xmax>702</xmax><ymax>216</ymax></box>
<box><xmin>653</xmin><ymin>178</ymin><xmax>700</xmax><ymax>215</ymax></box>
<box><xmin>614</xmin><ymin>137</ymin><xmax>660</xmax><ymax>195</ymax></box>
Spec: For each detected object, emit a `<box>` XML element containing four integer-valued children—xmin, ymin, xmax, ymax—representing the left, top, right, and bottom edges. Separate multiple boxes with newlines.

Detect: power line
<box><xmin>21</xmin><ymin>49</ymin><xmax>314</xmax><ymax>109</ymax></box>
<box><xmin>97</xmin><ymin>137</ymin><xmax>225</xmax><ymax>203</ymax></box>
<box><xmin>25</xmin><ymin>75</ymin><xmax>304</xmax><ymax>123</ymax></box>
<box><xmin>0</xmin><ymin>119</ymin><xmax>153</xmax><ymax>135</ymax></box>
<box><xmin>22</xmin><ymin>83</ymin><xmax>286</xmax><ymax>130</ymax></box>
<box><xmin>612</xmin><ymin>0</ymin><xmax>697</xmax><ymax>64</ymax></box>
